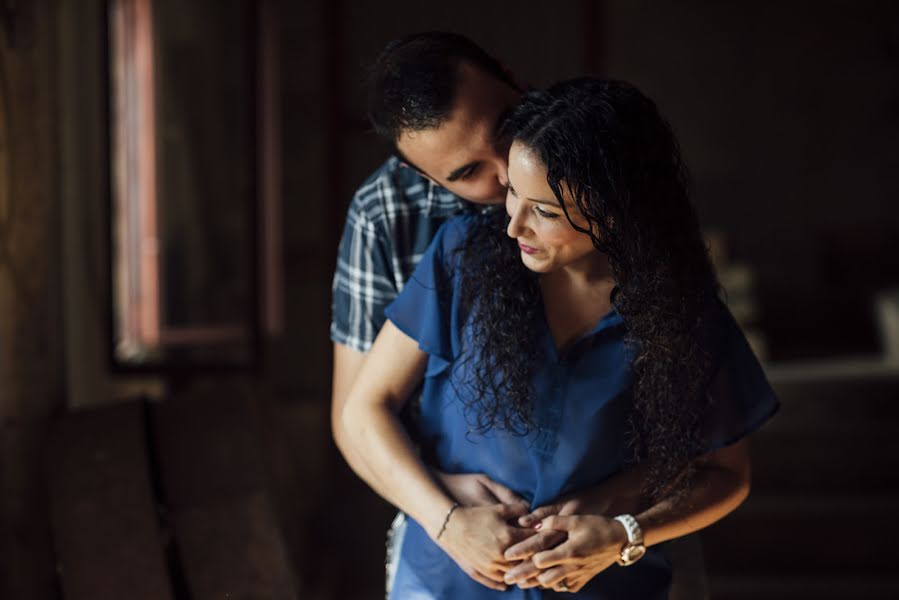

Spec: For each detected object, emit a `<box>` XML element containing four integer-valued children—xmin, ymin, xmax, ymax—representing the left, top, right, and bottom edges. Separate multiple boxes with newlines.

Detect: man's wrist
<box><xmin>609</xmin><ymin>515</ymin><xmax>629</xmax><ymax>546</ymax></box>
<box><xmin>612</xmin><ymin>514</ymin><xmax>647</xmax><ymax>566</ymax></box>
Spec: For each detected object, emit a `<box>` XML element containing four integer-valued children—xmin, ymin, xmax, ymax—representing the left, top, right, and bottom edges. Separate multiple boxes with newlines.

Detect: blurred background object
<box><xmin>876</xmin><ymin>289</ymin><xmax>899</xmax><ymax>363</ymax></box>
<box><xmin>1</xmin><ymin>0</ymin><xmax>898</xmax><ymax>598</ymax></box>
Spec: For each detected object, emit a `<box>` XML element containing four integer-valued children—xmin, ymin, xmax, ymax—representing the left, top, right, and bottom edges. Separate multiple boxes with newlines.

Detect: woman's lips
<box><xmin>518</xmin><ymin>242</ymin><xmax>539</xmax><ymax>255</ymax></box>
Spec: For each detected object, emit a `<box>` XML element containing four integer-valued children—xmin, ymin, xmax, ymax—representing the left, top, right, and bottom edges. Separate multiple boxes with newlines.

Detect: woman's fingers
<box><xmin>447</xmin><ymin>546</ymin><xmax>509</xmax><ymax>586</ymax></box>
<box><xmin>532</xmin><ymin>540</ymin><xmax>576</xmax><ymax>569</ymax></box>
<box><xmin>565</xmin><ymin>573</ymin><xmax>590</xmax><ymax>593</ymax></box>
<box><xmin>517</xmin><ymin>577</ymin><xmax>542</xmax><ymax>589</ymax></box>
<box><xmin>518</xmin><ymin>503</ymin><xmax>561</xmax><ymax>527</ymax></box>
<box><xmin>504</xmin><ymin>530</ymin><xmax>566</xmax><ymax>561</ymax></box>
<box><xmin>460</xmin><ymin>564</ymin><xmax>508</xmax><ymax>590</ymax></box>
<box><xmin>503</xmin><ymin>556</ymin><xmax>541</xmax><ymax>583</ymax></box>
<box><xmin>537</xmin><ymin>563</ymin><xmax>579</xmax><ymax>589</ymax></box>
<box><xmin>539</xmin><ymin>514</ymin><xmax>579</xmax><ymax>532</ymax></box>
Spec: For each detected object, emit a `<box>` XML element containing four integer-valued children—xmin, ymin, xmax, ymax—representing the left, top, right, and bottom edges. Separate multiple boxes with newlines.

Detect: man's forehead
<box><xmin>397</xmin><ymin>127</ymin><xmax>457</xmax><ymax>157</ymax></box>
<box><xmin>397</xmin><ymin>123</ymin><xmax>480</xmax><ymax>173</ymax></box>
<box><xmin>395</xmin><ymin>65</ymin><xmax>516</xmax><ymax>177</ymax></box>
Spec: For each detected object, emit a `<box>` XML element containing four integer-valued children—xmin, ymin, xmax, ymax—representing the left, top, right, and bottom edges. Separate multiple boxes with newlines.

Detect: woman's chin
<box><xmin>520</xmin><ymin>252</ymin><xmax>552</xmax><ymax>273</ymax></box>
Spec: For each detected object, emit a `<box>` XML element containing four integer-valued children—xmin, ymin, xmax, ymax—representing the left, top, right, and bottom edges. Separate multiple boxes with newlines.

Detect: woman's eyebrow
<box><xmin>507</xmin><ymin>179</ymin><xmax>561</xmax><ymax>207</ymax></box>
<box><xmin>527</xmin><ymin>196</ymin><xmax>561</xmax><ymax>207</ymax></box>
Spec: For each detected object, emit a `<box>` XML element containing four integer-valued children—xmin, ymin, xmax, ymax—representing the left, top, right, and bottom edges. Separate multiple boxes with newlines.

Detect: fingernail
<box><xmin>520</xmin><ymin>516</ymin><xmax>532</xmax><ymax>525</ymax></box>
<box><xmin>534</xmin><ymin>522</ymin><xmax>542</xmax><ymax>530</ymax></box>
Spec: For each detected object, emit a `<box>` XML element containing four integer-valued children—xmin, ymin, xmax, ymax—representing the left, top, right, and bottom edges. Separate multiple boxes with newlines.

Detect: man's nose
<box><xmin>489</xmin><ymin>147</ymin><xmax>509</xmax><ymax>186</ymax></box>
<box><xmin>496</xmin><ymin>160</ymin><xmax>509</xmax><ymax>187</ymax></box>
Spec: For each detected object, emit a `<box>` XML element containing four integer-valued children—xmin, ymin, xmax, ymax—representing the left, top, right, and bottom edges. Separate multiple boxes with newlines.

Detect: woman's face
<box><xmin>505</xmin><ymin>141</ymin><xmax>597</xmax><ymax>274</ymax></box>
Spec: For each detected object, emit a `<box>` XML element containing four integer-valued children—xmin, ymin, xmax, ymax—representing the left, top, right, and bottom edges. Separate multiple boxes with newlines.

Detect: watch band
<box><xmin>613</xmin><ymin>514</ymin><xmax>644</xmax><ymax>545</ymax></box>
<box><xmin>613</xmin><ymin>514</ymin><xmax>646</xmax><ymax>566</ymax></box>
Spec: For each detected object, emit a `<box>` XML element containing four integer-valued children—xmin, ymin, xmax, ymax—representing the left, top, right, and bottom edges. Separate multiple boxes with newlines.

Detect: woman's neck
<box><xmin>539</xmin><ymin>254</ymin><xmax>617</xmax><ymax>353</ymax></box>
<box><xmin>542</xmin><ymin>251</ymin><xmax>615</xmax><ymax>291</ymax></box>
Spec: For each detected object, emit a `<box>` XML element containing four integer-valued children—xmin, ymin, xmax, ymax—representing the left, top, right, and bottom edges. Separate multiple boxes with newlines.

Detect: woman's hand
<box><xmin>431</xmin><ymin>473</ymin><xmax>528</xmax><ymax>589</ymax></box>
<box><xmin>436</xmin><ymin>472</ymin><xmax>526</xmax><ymax>507</ymax></box>
<box><xmin>501</xmin><ymin>487</ymin><xmax>613</xmax><ymax>589</ymax></box>
<box><xmin>435</xmin><ymin>503</ymin><xmax>534</xmax><ymax>589</ymax></box>
<box><xmin>502</xmin><ymin>514</ymin><xmax>627</xmax><ymax>593</ymax></box>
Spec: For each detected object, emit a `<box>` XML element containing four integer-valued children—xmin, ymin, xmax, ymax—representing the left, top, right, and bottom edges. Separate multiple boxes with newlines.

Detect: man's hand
<box><xmin>436</xmin><ymin>472</ymin><xmax>526</xmax><ymax>507</ymax></box>
<box><xmin>500</xmin><ymin>528</ymin><xmax>567</xmax><ymax>589</ymax></box>
<box><xmin>503</xmin><ymin>514</ymin><xmax>627</xmax><ymax>593</ymax></box>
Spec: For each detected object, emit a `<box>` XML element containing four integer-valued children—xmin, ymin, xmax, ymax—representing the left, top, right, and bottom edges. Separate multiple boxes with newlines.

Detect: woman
<box><xmin>342</xmin><ymin>78</ymin><xmax>779</xmax><ymax>598</ymax></box>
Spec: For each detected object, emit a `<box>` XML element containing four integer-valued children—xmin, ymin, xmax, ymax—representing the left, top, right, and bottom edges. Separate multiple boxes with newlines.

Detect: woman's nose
<box><xmin>506</xmin><ymin>197</ymin><xmax>526</xmax><ymax>238</ymax></box>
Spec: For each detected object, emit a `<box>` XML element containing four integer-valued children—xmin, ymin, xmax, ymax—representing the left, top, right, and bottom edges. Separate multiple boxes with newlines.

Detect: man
<box><xmin>330</xmin><ymin>31</ymin><xmax>707</xmax><ymax>598</ymax></box>
<box><xmin>330</xmin><ymin>32</ymin><xmax>524</xmax><ymax>593</ymax></box>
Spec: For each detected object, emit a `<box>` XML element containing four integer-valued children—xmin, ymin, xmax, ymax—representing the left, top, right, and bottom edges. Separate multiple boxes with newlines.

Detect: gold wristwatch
<box><xmin>613</xmin><ymin>514</ymin><xmax>646</xmax><ymax>566</ymax></box>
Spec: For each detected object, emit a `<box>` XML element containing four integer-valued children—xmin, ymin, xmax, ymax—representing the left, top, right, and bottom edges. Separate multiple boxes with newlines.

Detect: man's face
<box><xmin>395</xmin><ymin>63</ymin><xmax>520</xmax><ymax>205</ymax></box>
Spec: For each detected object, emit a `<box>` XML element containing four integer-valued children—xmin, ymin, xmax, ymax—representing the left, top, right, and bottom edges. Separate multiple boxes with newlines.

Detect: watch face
<box><xmin>622</xmin><ymin>545</ymin><xmax>646</xmax><ymax>564</ymax></box>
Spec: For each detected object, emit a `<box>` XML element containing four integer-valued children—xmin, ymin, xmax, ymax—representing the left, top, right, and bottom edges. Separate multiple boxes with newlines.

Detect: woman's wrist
<box><xmin>435</xmin><ymin>502</ymin><xmax>461</xmax><ymax>541</ymax></box>
<box><xmin>424</xmin><ymin>496</ymin><xmax>460</xmax><ymax>540</ymax></box>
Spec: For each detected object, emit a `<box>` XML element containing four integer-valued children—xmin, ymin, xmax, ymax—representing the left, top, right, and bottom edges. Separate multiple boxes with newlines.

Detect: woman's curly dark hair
<box><xmin>454</xmin><ymin>78</ymin><xmax>720</xmax><ymax>501</ymax></box>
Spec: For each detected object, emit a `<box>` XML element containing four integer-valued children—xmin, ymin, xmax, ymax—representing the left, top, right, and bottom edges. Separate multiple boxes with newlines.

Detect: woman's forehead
<box><xmin>509</xmin><ymin>143</ymin><xmax>585</xmax><ymax>211</ymax></box>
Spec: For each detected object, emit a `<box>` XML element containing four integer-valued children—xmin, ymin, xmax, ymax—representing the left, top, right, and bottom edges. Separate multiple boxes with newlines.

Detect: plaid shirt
<box><xmin>331</xmin><ymin>157</ymin><xmax>472</xmax><ymax>352</ymax></box>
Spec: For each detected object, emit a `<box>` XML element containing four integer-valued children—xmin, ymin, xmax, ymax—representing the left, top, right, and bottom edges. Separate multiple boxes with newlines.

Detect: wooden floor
<box><xmin>43</xmin><ymin>376</ymin><xmax>899</xmax><ymax>599</ymax></box>
<box><xmin>47</xmin><ymin>395</ymin><xmax>299</xmax><ymax>600</ymax></box>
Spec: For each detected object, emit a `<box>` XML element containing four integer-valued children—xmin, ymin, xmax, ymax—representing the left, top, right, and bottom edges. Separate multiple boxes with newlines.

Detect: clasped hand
<box><xmin>433</xmin><ymin>476</ymin><xmax>627</xmax><ymax>593</ymax></box>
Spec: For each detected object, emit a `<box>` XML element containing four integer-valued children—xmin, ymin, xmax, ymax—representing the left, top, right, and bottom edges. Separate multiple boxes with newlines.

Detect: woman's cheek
<box><xmin>537</xmin><ymin>222</ymin><xmax>566</xmax><ymax>245</ymax></box>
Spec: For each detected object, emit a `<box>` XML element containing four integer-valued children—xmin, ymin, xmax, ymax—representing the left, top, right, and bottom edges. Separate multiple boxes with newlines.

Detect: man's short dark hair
<box><xmin>367</xmin><ymin>31</ymin><xmax>518</xmax><ymax>143</ymax></box>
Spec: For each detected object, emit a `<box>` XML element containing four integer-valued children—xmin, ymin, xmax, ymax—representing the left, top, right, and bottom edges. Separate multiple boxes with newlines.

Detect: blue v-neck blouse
<box><xmin>383</xmin><ymin>215</ymin><xmax>779</xmax><ymax>600</ymax></box>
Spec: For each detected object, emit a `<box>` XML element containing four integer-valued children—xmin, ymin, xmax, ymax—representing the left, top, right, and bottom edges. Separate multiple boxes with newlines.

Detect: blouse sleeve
<box><xmin>699</xmin><ymin>300</ymin><xmax>781</xmax><ymax>452</ymax></box>
<box><xmin>384</xmin><ymin>217</ymin><xmax>469</xmax><ymax>365</ymax></box>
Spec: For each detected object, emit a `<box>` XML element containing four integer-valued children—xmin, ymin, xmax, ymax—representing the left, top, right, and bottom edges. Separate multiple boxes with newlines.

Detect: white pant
<box><xmin>385</xmin><ymin>512</ymin><xmax>408</xmax><ymax>597</ymax></box>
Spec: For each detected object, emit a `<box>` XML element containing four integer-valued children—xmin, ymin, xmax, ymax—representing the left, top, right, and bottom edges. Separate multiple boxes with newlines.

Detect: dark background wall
<box><xmin>603</xmin><ymin>0</ymin><xmax>899</xmax><ymax>360</ymax></box>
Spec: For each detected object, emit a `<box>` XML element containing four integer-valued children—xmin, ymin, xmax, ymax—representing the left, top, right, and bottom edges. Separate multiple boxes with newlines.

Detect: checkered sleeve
<box><xmin>330</xmin><ymin>197</ymin><xmax>398</xmax><ymax>353</ymax></box>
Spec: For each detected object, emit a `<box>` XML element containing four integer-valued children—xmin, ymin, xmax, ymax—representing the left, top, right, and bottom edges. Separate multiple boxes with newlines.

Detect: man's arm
<box><xmin>332</xmin><ymin>341</ymin><xmax>526</xmax><ymax>507</ymax></box>
<box><xmin>341</xmin><ymin>321</ymin><xmax>531</xmax><ymax>588</ymax></box>
<box><xmin>330</xmin><ymin>170</ymin><xmax>524</xmax><ymax>509</ymax></box>
<box><xmin>331</xmin><ymin>342</ymin><xmax>405</xmax><ymax>505</ymax></box>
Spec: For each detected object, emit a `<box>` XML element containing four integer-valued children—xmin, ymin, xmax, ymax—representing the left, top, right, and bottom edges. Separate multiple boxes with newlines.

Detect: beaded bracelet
<box><xmin>436</xmin><ymin>502</ymin><xmax>461</xmax><ymax>541</ymax></box>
